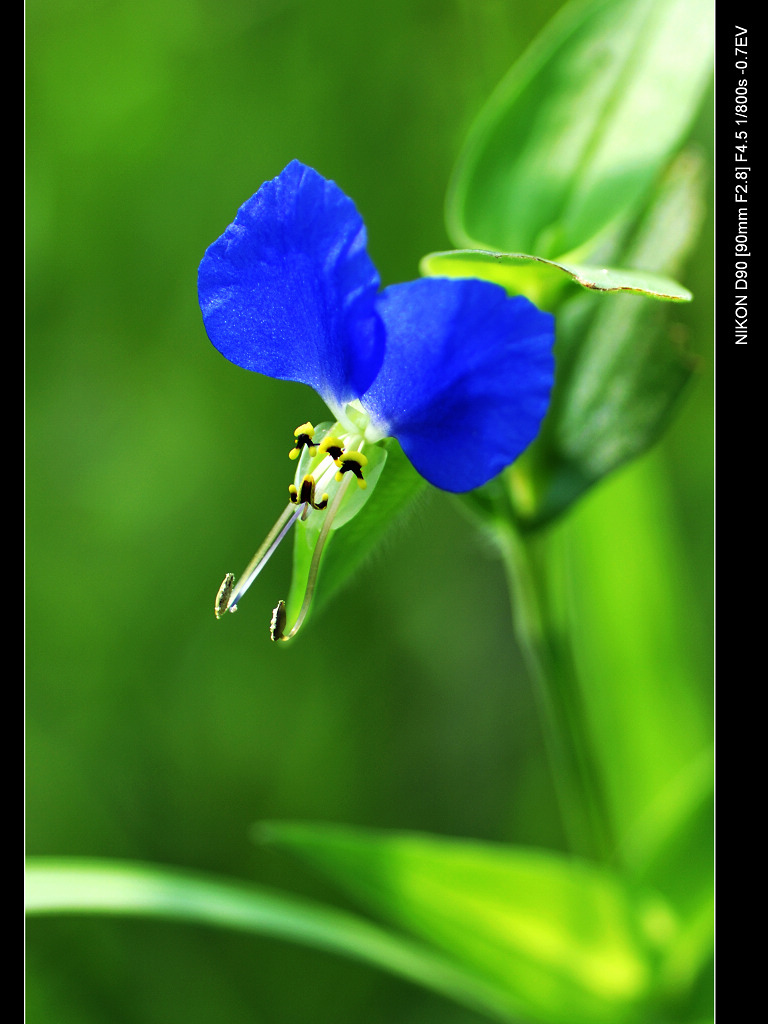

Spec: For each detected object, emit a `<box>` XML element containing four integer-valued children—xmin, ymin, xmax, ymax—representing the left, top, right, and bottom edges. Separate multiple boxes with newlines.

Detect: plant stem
<box><xmin>495</xmin><ymin>520</ymin><xmax>615</xmax><ymax>863</ymax></box>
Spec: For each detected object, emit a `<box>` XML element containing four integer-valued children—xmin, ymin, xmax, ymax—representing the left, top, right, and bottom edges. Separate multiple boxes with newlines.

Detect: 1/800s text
<box><xmin>734</xmin><ymin>26</ymin><xmax>749</xmax><ymax>344</ymax></box>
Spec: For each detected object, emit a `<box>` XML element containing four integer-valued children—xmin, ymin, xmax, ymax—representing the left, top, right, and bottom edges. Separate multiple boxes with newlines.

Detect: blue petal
<box><xmin>198</xmin><ymin>160</ymin><xmax>385</xmax><ymax>408</ymax></box>
<box><xmin>361</xmin><ymin>278</ymin><xmax>555</xmax><ymax>492</ymax></box>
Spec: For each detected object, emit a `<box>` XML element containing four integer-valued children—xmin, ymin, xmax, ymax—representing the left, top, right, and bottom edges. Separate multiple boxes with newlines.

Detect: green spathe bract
<box><xmin>502</xmin><ymin>149</ymin><xmax>706</xmax><ymax>526</ymax></box>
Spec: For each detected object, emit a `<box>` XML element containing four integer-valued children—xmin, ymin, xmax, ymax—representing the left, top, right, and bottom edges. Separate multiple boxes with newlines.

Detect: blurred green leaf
<box><xmin>542</xmin><ymin>451</ymin><xmax>713</xmax><ymax>874</ymax></box>
<box><xmin>505</xmin><ymin>148</ymin><xmax>706</xmax><ymax>528</ymax></box>
<box><xmin>421</xmin><ymin>250</ymin><xmax>692</xmax><ymax>308</ymax></box>
<box><xmin>447</xmin><ymin>0</ymin><xmax>713</xmax><ymax>260</ymax></box>
<box><xmin>284</xmin><ymin>438</ymin><xmax>427</xmax><ymax>633</ymax></box>
<box><xmin>25</xmin><ymin>857</ymin><xmax>520</xmax><ymax>1023</ymax></box>
<box><xmin>528</xmin><ymin>455</ymin><xmax>714</xmax><ymax>1013</ymax></box>
<box><xmin>261</xmin><ymin>821</ymin><xmax>674</xmax><ymax>1024</ymax></box>
<box><xmin>619</xmin><ymin>748</ymin><xmax>714</xmax><ymax>998</ymax></box>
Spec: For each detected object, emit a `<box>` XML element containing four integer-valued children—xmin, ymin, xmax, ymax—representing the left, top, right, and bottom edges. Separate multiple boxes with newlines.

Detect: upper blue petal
<box><xmin>361</xmin><ymin>278</ymin><xmax>555</xmax><ymax>492</ymax></box>
<box><xmin>198</xmin><ymin>160</ymin><xmax>385</xmax><ymax>408</ymax></box>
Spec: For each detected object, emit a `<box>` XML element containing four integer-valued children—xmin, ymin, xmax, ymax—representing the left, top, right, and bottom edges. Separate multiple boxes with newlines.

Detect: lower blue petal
<box><xmin>198</xmin><ymin>160</ymin><xmax>385</xmax><ymax>408</ymax></box>
<box><xmin>362</xmin><ymin>278</ymin><xmax>555</xmax><ymax>492</ymax></box>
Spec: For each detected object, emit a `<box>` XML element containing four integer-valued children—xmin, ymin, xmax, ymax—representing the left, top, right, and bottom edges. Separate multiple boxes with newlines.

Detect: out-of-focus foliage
<box><xmin>446</xmin><ymin>0</ymin><xmax>713</xmax><ymax>260</ymax></box>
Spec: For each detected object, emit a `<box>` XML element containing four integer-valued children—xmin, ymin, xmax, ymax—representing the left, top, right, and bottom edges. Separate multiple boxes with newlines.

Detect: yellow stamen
<box><xmin>334</xmin><ymin>450</ymin><xmax>368</xmax><ymax>488</ymax></box>
<box><xmin>318</xmin><ymin>435</ymin><xmax>346</xmax><ymax>463</ymax></box>
<box><xmin>289</xmin><ymin>421</ymin><xmax>317</xmax><ymax>460</ymax></box>
<box><xmin>289</xmin><ymin>474</ymin><xmax>328</xmax><ymax>510</ymax></box>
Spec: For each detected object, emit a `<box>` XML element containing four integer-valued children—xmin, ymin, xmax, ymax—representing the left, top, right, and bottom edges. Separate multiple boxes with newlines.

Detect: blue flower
<box><xmin>198</xmin><ymin>160</ymin><xmax>555</xmax><ymax>494</ymax></box>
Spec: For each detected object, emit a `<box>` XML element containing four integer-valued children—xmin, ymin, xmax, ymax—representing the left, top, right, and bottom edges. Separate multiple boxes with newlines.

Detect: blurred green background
<box><xmin>26</xmin><ymin>1</ymin><xmax>712</xmax><ymax>1021</ymax></box>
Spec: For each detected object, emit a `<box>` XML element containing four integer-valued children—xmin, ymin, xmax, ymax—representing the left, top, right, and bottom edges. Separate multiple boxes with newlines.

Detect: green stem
<box><xmin>495</xmin><ymin>520</ymin><xmax>614</xmax><ymax>863</ymax></box>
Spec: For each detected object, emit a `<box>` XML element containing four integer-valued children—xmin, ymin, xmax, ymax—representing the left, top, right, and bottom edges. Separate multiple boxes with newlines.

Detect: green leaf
<box><xmin>284</xmin><ymin>438</ymin><xmax>427</xmax><ymax>632</ymax></box>
<box><xmin>530</xmin><ymin>455</ymin><xmax>714</xmax><ymax>1004</ymax></box>
<box><xmin>447</xmin><ymin>0</ymin><xmax>713</xmax><ymax>260</ymax></box>
<box><xmin>260</xmin><ymin>822</ymin><xmax>675</xmax><ymax>1024</ymax></box>
<box><xmin>421</xmin><ymin>249</ymin><xmax>692</xmax><ymax>308</ymax></box>
<box><xmin>540</xmin><ymin>457</ymin><xmax>713</xmax><ymax>891</ymax></box>
<box><xmin>619</xmin><ymin>748</ymin><xmax>714</xmax><ymax>997</ymax></box>
<box><xmin>25</xmin><ymin>857</ymin><xmax>519</xmax><ymax>1023</ymax></box>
